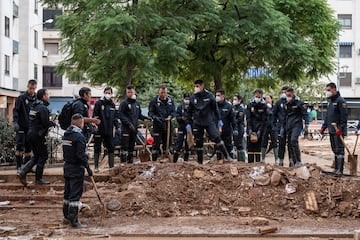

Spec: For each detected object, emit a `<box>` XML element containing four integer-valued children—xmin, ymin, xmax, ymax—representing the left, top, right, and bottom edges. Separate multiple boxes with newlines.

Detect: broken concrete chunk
<box><xmin>230</xmin><ymin>166</ymin><xmax>239</xmax><ymax>176</ymax></box>
<box><xmin>251</xmin><ymin>217</ymin><xmax>270</xmax><ymax>226</ymax></box>
<box><xmin>255</xmin><ymin>174</ymin><xmax>270</xmax><ymax>186</ymax></box>
<box><xmin>107</xmin><ymin>199</ymin><xmax>121</xmax><ymax>211</ymax></box>
<box><xmin>258</xmin><ymin>226</ymin><xmax>278</xmax><ymax>235</ymax></box>
<box><xmin>193</xmin><ymin>169</ymin><xmax>205</xmax><ymax>179</ymax></box>
<box><xmin>271</xmin><ymin>171</ymin><xmax>282</xmax><ymax>186</ymax></box>
<box><xmin>294</xmin><ymin>166</ymin><xmax>311</xmax><ymax>180</ymax></box>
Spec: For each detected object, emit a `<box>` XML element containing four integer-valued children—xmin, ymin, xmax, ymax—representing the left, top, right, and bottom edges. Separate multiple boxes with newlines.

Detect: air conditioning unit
<box><xmin>42</xmin><ymin>50</ymin><xmax>48</xmax><ymax>57</ymax></box>
<box><xmin>355</xmin><ymin>78</ymin><xmax>360</xmax><ymax>84</ymax></box>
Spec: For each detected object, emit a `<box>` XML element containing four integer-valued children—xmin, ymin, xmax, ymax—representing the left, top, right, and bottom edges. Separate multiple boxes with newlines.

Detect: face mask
<box><xmin>194</xmin><ymin>87</ymin><xmax>201</xmax><ymax>94</ymax></box>
<box><xmin>326</xmin><ymin>91</ymin><xmax>333</xmax><ymax>98</ymax></box>
<box><xmin>215</xmin><ymin>96</ymin><xmax>221</xmax><ymax>102</ymax></box>
<box><xmin>267</xmin><ymin>103</ymin><xmax>272</xmax><ymax>108</ymax></box>
<box><xmin>286</xmin><ymin>96</ymin><xmax>292</xmax><ymax>102</ymax></box>
<box><xmin>104</xmin><ymin>94</ymin><xmax>112</xmax><ymax>100</ymax></box>
<box><xmin>254</xmin><ymin>97</ymin><xmax>261</xmax><ymax>103</ymax></box>
<box><xmin>233</xmin><ymin>100</ymin><xmax>239</xmax><ymax>105</ymax></box>
<box><xmin>184</xmin><ymin>99</ymin><xmax>190</xmax><ymax>105</ymax></box>
<box><xmin>131</xmin><ymin>95</ymin><xmax>137</xmax><ymax>100</ymax></box>
<box><xmin>280</xmin><ymin>93</ymin><xmax>286</xmax><ymax>99</ymax></box>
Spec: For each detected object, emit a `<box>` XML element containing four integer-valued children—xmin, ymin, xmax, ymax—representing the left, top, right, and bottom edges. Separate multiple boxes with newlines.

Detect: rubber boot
<box><xmin>217</xmin><ymin>141</ymin><xmax>232</xmax><ymax>161</ymax></box>
<box><xmin>184</xmin><ymin>151</ymin><xmax>189</xmax><ymax>161</ymax></box>
<box><xmin>120</xmin><ymin>151</ymin><xmax>127</xmax><ymax>163</ymax></box>
<box><xmin>173</xmin><ymin>152</ymin><xmax>179</xmax><ymax>163</ymax></box>
<box><xmin>248</xmin><ymin>153</ymin><xmax>254</xmax><ymax>163</ymax></box>
<box><xmin>35</xmin><ymin>165</ymin><xmax>50</xmax><ymax>185</ymax></box>
<box><xmin>63</xmin><ymin>200</ymin><xmax>70</xmax><ymax>224</ymax></box>
<box><xmin>197</xmin><ymin>149</ymin><xmax>203</xmax><ymax>164</ymax></box>
<box><xmin>261</xmin><ymin>147</ymin><xmax>267</xmax><ymax>163</ymax></box>
<box><xmin>16</xmin><ymin>155</ymin><xmax>23</xmax><ymax>174</ymax></box>
<box><xmin>152</xmin><ymin>150</ymin><xmax>158</xmax><ymax>162</ymax></box>
<box><xmin>332</xmin><ymin>156</ymin><xmax>338</xmax><ymax>171</ymax></box>
<box><xmin>293</xmin><ymin>144</ymin><xmax>302</xmax><ymax>167</ymax></box>
<box><xmin>127</xmin><ymin>152</ymin><xmax>133</xmax><ymax>164</ymax></box>
<box><xmin>216</xmin><ymin>151</ymin><xmax>222</xmax><ymax>161</ymax></box>
<box><xmin>94</xmin><ymin>153</ymin><xmax>100</xmax><ymax>173</ymax></box>
<box><xmin>108</xmin><ymin>153</ymin><xmax>115</xmax><ymax>168</ymax></box>
<box><xmin>18</xmin><ymin>160</ymin><xmax>36</xmax><ymax>187</ymax></box>
<box><xmin>238</xmin><ymin>150</ymin><xmax>246</xmax><ymax>162</ymax></box>
<box><xmin>333</xmin><ymin>156</ymin><xmax>344</xmax><ymax>175</ymax></box>
<box><xmin>68</xmin><ymin>202</ymin><xmax>85</xmax><ymax>228</ymax></box>
<box><xmin>23</xmin><ymin>155</ymin><xmax>31</xmax><ymax>164</ymax></box>
<box><xmin>273</xmin><ymin>147</ymin><xmax>279</xmax><ymax>165</ymax></box>
<box><xmin>279</xmin><ymin>159</ymin><xmax>284</xmax><ymax>167</ymax></box>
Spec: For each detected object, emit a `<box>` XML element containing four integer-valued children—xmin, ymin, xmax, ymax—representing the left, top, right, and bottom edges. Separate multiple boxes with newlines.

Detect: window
<box><xmin>339</xmin><ymin>45</ymin><xmax>352</xmax><ymax>58</ymax></box>
<box><xmin>338</xmin><ymin>14</ymin><xmax>352</xmax><ymax>29</ymax></box>
<box><xmin>34</xmin><ymin>64</ymin><xmax>38</xmax><ymax>80</ymax></box>
<box><xmin>34</xmin><ymin>30</ymin><xmax>38</xmax><ymax>48</ymax></box>
<box><xmin>43</xmin><ymin>9</ymin><xmax>63</xmax><ymax>30</ymax></box>
<box><xmin>340</xmin><ymin>72</ymin><xmax>352</xmax><ymax>87</ymax></box>
<box><xmin>43</xmin><ymin>66</ymin><xmax>62</xmax><ymax>88</ymax></box>
<box><xmin>34</xmin><ymin>0</ymin><xmax>38</xmax><ymax>14</ymax></box>
<box><xmin>5</xmin><ymin>55</ymin><xmax>10</xmax><ymax>75</ymax></box>
<box><xmin>44</xmin><ymin>43</ymin><xmax>59</xmax><ymax>55</ymax></box>
<box><xmin>5</xmin><ymin>16</ymin><xmax>10</xmax><ymax>37</ymax></box>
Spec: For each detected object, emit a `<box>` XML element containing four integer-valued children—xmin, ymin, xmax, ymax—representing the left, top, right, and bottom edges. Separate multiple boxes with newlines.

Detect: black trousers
<box><xmin>233</xmin><ymin>125</ymin><xmax>245</xmax><ymax>150</ymax></box>
<box><xmin>64</xmin><ymin>176</ymin><xmax>84</xmax><ymax>202</ymax></box>
<box><xmin>120</xmin><ymin>128</ymin><xmax>137</xmax><ymax>155</ymax></box>
<box><xmin>261</xmin><ymin>126</ymin><xmax>278</xmax><ymax>148</ymax></box>
<box><xmin>193</xmin><ymin>122</ymin><xmax>221</xmax><ymax>148</ymax></box>
<box><xmin>94</xmin><ymin>133</ymin><xmax>114</xmax><ymax>154</ymax></box>
<box><xmin>330</xmin><ymin>134</ymin><xmax>344</xmax><ymax>157</ymax></box>
<box><xmin>29</xmin><ymin>134</ymin><xmax>48</xmax><ymax>167</ymax></box>
<box><xmin>219</xmin><ymin>131</ymin><xmax>233</xmax><ymax>155</ymax></box>
<box><xmin>16</xmin><ymin>130</ymin><xmax>31</xmax><ymax>153</ymax></box>
<box><xmin>174</xmin><ymin>127</ymin><xmax>189</xmax><ymax>153</ymax></box>
<box><xmin>152</xmin><ymin>124</ymin><xmax>172</xmax><ymax>154</ymax></box>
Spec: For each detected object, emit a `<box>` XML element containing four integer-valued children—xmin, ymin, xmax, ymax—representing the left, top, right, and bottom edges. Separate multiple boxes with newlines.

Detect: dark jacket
<box><xmin>63</xmin><ymin>125</ymin><xmax>89</xmax><ymax>178</ymax></box>
<box><xmin>322</xmin><ymin>91</ymin><xmax>348</xmax><ymax>135</ymax></box>
<box><xmin>187</xmin><ymin>90</ymin><xmax>221</xmax><ymax>126</ymax></box>
<box><xmin>285</xmin><ymin>97</ymin><xmax>309</xmax><ymax>130</ymax></box>
<box><xmin>176</xmin><ymin>104</ymin><xmax>189</xmax><ymax>130</ymax></box>
<box><xmin>233</xmin><ymin>103</ymin><xmax>245</xmax><ymax>127</ymax></box>
<box><xmin>13</xmin><ymin>92</ymin><xmax>36</xmax><ymax>131</ymax></box>
<box><xmin>246</xmin><ymin>99</ymin><xmax>267</xmax><ymax>134</ymax></box>
<box><xmin>28</xmin><ymin>100</ymin><xmax>55</xmax><ymax>138</ymax></box>
<box><xmin>273</xmin><ymin>98</ymin><xmax>287</xmax><ymax>129</ymax></box>
<box><xmin>266</xmin><ymin>103</ymin><xmax>274</xmax><ymax>128</ymax></box>
<box><xmin>72</xmin><ymin>98</ymin><xmax>92</xmax><ymax>133</ymax></box>
<box><xmin>217</xmin><ymin>100</ymin><xmax>237</xmax><ymax>134</ymax></box>
<box><xmin>148</xmin><ymin>95</ymin><xmax>176</xmax><ymax>130</ymax></box>
<box><xmin>119</xmin><ymin>98</ymin><xmax>146</xmax><ymax>130</ymax></box>
<box><xmin>93</xmin><ymin>97</ymin><xmax>119</xmax><ymax>136</ymax></box>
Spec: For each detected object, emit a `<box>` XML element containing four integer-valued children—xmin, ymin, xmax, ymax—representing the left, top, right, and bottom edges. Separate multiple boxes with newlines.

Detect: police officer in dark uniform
<box><xmin>72</xmin><ymin>87</ymin><xmax>101</xmax><ymax>141</ymax></box>
<box><xmin>62</xmin><ymin>113</ymin><xmax>93</xmax><ymax>228</ymax></box>
<box><xmin>18</xmin><ymin>89</ymin><xmax>57</xmax><ymax>186</ymax></box>
<box><xmin>92</xmin><ymin>87</ymin><xmax>120</xmax><ymax>171</ymax></box>
<box><xmin>320</xmin><ymin>82</ymin><xmax>348</xmax><ymax>174</ymax></box>
<box><xmin>148</xmin><ymin>84</ymin><xmax>176</xmax><ymax>161</ymax></box>
<box><xmin>273</xmin><ymin>86</ymin><xmax>289</xmax><ymax>166</ymax></box>
<box><xmin>186</xmin><ymin>79</ymin><xmax>232</xmax><ymax>164</ymax></box>
<box><xmin>215</xmin><ymin>89</ymin><xmax>237</xmax><ymax>160</ymax></box>
<box><xmin>285</xmin><ymin>87</ymin><xmax>309</xmax><ymax>167</ymax></box>
<box><xmin>261</xmin><ymin>95</ymin><xmax>279</xmax><ymax>164</ymax></box>
<box><xmin>13</xmin><ymin>79</ymin><xmax>37</xmax><ymax>173</ymax></box>
<box><xmin>173</xmin><ymin>93</ymin><xmax>191</xmax><ymax>163</ymax></box>
<box><xmin>119</xmin><ymin>85</ymin><xmax>151</xmax><ymax>163</ymax></box>
<box><xmin>233</xmin><ymin>94</ymin><xmax>246</xmax><ymax>161</ymax></box>
<box><xmin>246</xmin><ymin>89</ymin><xmax>267</xmax><ymax>163</ymax></box>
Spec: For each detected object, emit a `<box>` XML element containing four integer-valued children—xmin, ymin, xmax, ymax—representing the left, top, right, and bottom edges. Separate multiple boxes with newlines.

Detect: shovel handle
<box><xmin>332</xmin><ymin>123</ymin><xmax>352</xmax><ymax>155</ymax></box>
<box><xmin>90</xmin><ymin>176</ymin><xmax>104</xmax><ymax>207</ymax></box>
<box><xmin>353</xmin><ymin>134</ymin><xmax>360</xmax><ymax>156</ymax></box>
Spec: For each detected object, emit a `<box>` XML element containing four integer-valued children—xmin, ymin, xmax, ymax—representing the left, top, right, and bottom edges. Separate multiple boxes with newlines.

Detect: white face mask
<box><xmin>194</xmin><ymin>87</ymin><xmax>201</xmax><ymax>94</ymax></box>
<box><xmin>266</xmin><ymin>103</ymin><xmax>272</xmax><ymax>108</ymax></box>
<box><xmin>233</xmin><ymin>100</ymin><xmax>239</xmax><ymax>105</ymax></box>
<box><xmin>280</xmin><ymin>93</ymin><xmax>286</xmax><ymax>99</ymax></box>
<box><xmin>326</xmin><ymin>91</ymin><xmax>333</xmax><ymax>98</ymax></box>
<box><xmin>286</xmin><ymin>96</ymin><xmax>293</xmax><ymax>102</ymax></box>
<box><xmin>131</xmin><ymin>94</ymin><xmax>136</xmax><ymax>100</ymax></box>
<box><xmin>104</xmin><ymin>94</ymin><xmax>112</xmax><ymax>100</ymax></box>
<box><xmin>184</xmin><ymin>99</ymin><xmax>190</xmax><ymax>105</ymax></box>
<box><xmin>254</xmin><ymin>97</ymin><xmax>261</xmax><ymax>103</ymax></box>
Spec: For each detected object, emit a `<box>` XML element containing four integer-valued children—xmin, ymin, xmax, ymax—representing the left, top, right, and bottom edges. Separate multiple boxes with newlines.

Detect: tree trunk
<box><xmin>123</xmin><ymin>63</ymin><xmax>134</xmax><ymax>95</ymax></box>
<box><xmin>214</xmin><ymin>72</ymin><xmax>222</xmax><ymax>91</ymax></box>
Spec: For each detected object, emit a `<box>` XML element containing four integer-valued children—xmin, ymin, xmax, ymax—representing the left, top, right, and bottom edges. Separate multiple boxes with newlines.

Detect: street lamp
<box><xmin>30</xmin><ymin>19</ymin><xmax>54</xmax><ymax>29</ymax></box>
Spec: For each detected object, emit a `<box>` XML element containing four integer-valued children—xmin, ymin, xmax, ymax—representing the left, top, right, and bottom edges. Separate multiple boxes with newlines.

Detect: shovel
<box><xmin>332</xmin><ymin>123</ymin><xmax>357</xmax><ymax>175</ymax></box>
<box><xmin>90</xmin><ymin>176</ymin><xmax>106</xmax><ymax>223</ymax></box>
<box><xmin>164</xmin><ymin>118</ymin><xmax>173</xmax><ymax>162</ymax></box>
<box><xmin>139</xmin><ymin>120</ymin><xmax>151</xmax><ymax>162</ymax></box>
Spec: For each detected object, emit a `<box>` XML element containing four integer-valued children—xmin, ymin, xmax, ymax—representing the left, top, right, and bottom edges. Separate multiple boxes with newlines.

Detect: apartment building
<box><xmin>327</xmin><ymin>0</ymin><xmax>360</xmax><ymax>120</ymax></box>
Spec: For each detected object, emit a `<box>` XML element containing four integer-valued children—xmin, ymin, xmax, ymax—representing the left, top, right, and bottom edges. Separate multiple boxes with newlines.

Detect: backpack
<box><xmin>58</xmin><ymin>99</ymin><xmax>77</xmax><ymax>130</ymax></box>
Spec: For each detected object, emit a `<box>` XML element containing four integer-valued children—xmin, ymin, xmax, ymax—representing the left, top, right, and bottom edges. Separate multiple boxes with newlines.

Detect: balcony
<box><xmin>13</xmin><ymin>2</ymin><xmax>19</xmax><ymax>18</ymax></box>
<box><xmin>12</xmin><ymin>40</ymin><xmax>19</xmax><ymax>54</ymax></box>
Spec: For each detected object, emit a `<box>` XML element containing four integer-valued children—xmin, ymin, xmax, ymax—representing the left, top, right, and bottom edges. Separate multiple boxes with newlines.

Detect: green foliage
<box><xmin>0</xmin><ymin>118</ymin><xmax>15</xmax><ymax>163</ymax></box>
<box><xmin>42</xmin><ymin>0</ymin><xmax>339</xmax><ymax>98</ymax></box>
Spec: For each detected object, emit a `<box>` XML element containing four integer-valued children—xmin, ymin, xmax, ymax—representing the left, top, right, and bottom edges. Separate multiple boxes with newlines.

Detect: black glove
<box><xmin>13</xmin><ymin>122</ymin><xmax>20</xmax><ymax>132</ymax></box>
<box><xmin>86</xmin><ymin>166</ymin><xmax>93</xmax><ymax>177</ymax></box>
